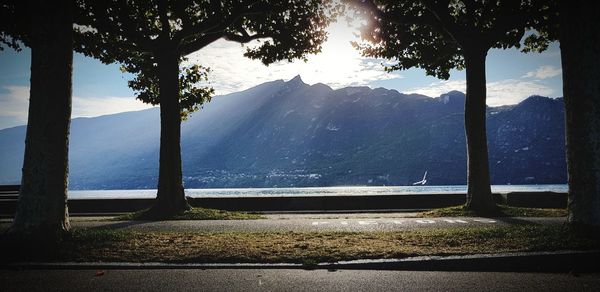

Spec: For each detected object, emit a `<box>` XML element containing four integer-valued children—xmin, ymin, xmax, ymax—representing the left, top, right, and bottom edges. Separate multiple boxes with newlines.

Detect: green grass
<box><xmin>418</xmin><ymin>205</ymin><xmax>568</xmax><ymax>218</ymax></box>
<box><xmin>2</xmin><ymin>223</ymin><xmax>599</xmax><ymax>264</ymax></box>
<box><xmin>115</xmin><ymin>207</ymin><xmax>265</xmax><ymax>221</ymax></box>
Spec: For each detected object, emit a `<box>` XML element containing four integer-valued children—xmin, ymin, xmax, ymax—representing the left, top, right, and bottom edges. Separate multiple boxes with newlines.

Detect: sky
<box><xmin>0</xmin><ymin>19</ymin><xmax>563</xmax><ymax>130</ymax></box>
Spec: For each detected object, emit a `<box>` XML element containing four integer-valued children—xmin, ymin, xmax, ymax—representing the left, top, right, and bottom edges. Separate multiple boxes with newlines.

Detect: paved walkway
<box><xmin>0</xmin><ymin>213</ymin><xmax>566</xmax><ymax>232</ymax></box>
<box><xmin>31</xmin><ymin>213</ymin><xmax>568</xmax><ymax>232</ymax></box>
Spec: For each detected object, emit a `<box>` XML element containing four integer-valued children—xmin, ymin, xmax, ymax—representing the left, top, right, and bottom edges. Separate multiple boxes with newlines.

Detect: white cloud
<box><xmin>486</xmin><ymin>79</ymin><xmax>555</xmax><ymax>106</ymax></box>
<box><xmin>406</xmin><ymin>79</ymin><xmax>556</xmax><ymax>106</ymax></box>
<box><xmin>184</xmin><ymin>20</ymin><xmax>399</xmax><ymax>95</ymax></box>
<box><xmin>522</xmin><ymin>65</ymin><xmax>562</xmax><ymax>79</ymax></box>
<box><xmin>0</xmin><ymin>85</ymin><xmax>29</xmax><ymax>128</ymax></box>
<box><xmin>0</xmin><ymin>85</ymin><xmax>153</xmax><ymax>129</ymax></box>
<box><xmin>72</xmin><ymin>96</ymin><xmax>154</xmax><ymax>117</ymax></box>
<box><xmin>406</xmin><ymin>80</ymin><xmax>467</xmax><ymax>99</ymax></box>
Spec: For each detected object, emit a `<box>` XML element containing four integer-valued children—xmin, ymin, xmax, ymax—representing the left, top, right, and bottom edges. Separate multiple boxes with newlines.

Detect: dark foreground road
<box><xmin>1</xmin><ymin>269</ymin><xmax>598</xmax><ymax>292</ymax></box>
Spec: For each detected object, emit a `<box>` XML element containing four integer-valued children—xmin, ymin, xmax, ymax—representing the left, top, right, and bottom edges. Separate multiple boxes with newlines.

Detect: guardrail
<box><xmin>0</xmin><ymin>185</ymin><xmax>19</xmax><ymax>197</ymax></box>
<box><xmin>0</xmin><ymin>185</ymin><xmax>19</xmax><ymax>217</ymax></box>
<box><xmin>0</xmin><ymin>185</ymin><xmax>568</xmax><ymax>217</ymax></box>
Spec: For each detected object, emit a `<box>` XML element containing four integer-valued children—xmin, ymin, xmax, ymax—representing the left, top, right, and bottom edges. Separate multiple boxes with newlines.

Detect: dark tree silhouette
<box><xmin>1</xmin><ymin>0</ymin><xmax>73</xmax><ymax>238</ymax></box>
<box><xmin>348</xmin><ymin>0</ymin><xmax>546</xmax><ymax>214</ymax></box>
<box><xmin>523</xmin><ymin>1</ymin><xmax>600</xmax><ymax>227</ymax></box>
<box><xmin>559</xmin><ymin>1</ymin><xmax>600</xmax><ymax>227</ymax></box>
<box><xmin>76</xmin><ymin>0</ymin><xmax>332</xmax><ymax>217</ymax></box>
<box><xmin>527</xmin><ymin>1</ymin><xmax>599</xmax><ymax>226</ymax></box>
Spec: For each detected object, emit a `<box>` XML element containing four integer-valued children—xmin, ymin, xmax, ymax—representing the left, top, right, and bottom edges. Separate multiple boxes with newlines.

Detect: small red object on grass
<box><xmin>95</xmin><ymin>270</ymin><xmax>106</xmax><ymax>277</ymax></box>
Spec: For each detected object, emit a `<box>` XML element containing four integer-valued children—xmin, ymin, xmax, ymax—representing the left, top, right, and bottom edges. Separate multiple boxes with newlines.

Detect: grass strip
<box><xmin>2</xmin><ymin>223</ymin><xmax>598</xmax><ymax>264</ymax></box>
<box><xmin>418</xmin><ymin>205</ymin><xmax>568</xmax><ymax>218</ymax></box>
<box><xmin>115</xmin><ymin>207</ymin><xmax>265</xmax><ymax>221</ymax></box>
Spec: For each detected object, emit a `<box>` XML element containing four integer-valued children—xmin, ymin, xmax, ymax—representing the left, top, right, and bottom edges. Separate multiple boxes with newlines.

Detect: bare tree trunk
<box><xmin>9</xmin><ymin>0</ymin><xmax>72</xmax><ymax>238</ymax></box>
<box><xmin>463</xmin><ymin>47</ymin><xmax>497</xmax><ymax>214</ymax></box>
<box><xmin>150</xmin><ymin>48</ymin><xmax>191</xmax><ymax>217</ymax></box>
<box><xmin>561</xmin><ymin>1</ymin><xmax>600</xmax><ymax>227</ymax></box>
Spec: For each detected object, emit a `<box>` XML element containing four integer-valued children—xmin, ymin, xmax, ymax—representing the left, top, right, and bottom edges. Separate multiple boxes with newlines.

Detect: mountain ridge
<box><xmin>0</xmin><ymin>78</ymin><xmax>566</xmax><ymax>188</ymax></box>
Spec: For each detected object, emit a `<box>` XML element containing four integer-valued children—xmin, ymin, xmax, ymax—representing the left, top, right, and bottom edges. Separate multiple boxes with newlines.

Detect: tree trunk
<box><xmin>462</xmin><ymin>47</ymin><xmax>497</xmax><ymax>213</ymax></box>
<box><xmin>9</xmin><ymin>0</ymin><xmax>72</xmax><ymax>238</ymax></box>
<box><xmin>150</xmin><ymin>48</ymin><xmax>191</xmax><ymax>217</ymax></box>
<box><xmin>560</xmin><ymin>1</ymin><xmax>600</xmax><ymax>227</ymax></box>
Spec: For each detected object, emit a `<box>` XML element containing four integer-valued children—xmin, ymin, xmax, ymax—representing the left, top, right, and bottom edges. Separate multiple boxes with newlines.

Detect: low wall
<box><xmin>0</xmin><ymin>188</ymin><xmax>568</xmax><ymax>216</ymax></box>
<box><xmin>502</xmin><ymin>192</ymin><xmax>567</xmax><ymax>208</ymax></box>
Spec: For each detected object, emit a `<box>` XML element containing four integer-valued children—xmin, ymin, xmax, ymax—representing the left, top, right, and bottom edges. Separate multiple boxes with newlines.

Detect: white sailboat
<box><xmin>412</xmin><ymin>171</ymin><xmax>428</xmax><ymax>185</ymax></box>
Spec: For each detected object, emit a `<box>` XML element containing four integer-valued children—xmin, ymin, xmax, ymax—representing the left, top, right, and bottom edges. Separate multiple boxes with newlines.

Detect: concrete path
<box><xmin>66</xmin><ymin>214</ymin><xmax>564</xmax><ymax>232</ymax></box>
<box><xmin>0</xmin><ymin>213</ymin><xmax>566</xmax><ymax>232</ymax></box>
<box><xmin>1</xmin><ymin>269</ymin><xmax>598</xmax><ymax>292</ymax></box>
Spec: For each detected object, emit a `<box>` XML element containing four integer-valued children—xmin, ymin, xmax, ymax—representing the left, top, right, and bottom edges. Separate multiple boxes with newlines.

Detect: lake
<box><xmin>68</xmin><ymin>184</ymin><xmax>568</xmax><ymax>199</ymax></box>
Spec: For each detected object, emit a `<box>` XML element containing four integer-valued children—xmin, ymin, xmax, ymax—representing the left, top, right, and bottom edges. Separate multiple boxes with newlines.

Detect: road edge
<box><xmin>2</xmin><ymin>250</ymin><xmax>598</xmax><ymax>272</ymax></box>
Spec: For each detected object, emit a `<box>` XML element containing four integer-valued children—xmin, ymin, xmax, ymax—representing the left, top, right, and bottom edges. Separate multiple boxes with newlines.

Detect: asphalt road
<box><xmin>1</xmin><ymin>269</ymin><xmax>598</xmax><ymax>292</ymax></box>
<box><xmin>66</xmin><ymin>215</ymin><xmax>565</xmax><ymax>232</ymax></box>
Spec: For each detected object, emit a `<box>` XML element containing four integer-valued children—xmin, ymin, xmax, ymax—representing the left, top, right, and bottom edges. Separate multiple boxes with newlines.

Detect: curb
<box><xmin>2</xmin><ymin>250</ymin><xmax>599</xmax><ymax>272</ymax></box>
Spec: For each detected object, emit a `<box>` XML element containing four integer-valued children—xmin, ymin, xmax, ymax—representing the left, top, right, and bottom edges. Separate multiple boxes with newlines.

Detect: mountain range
<box><xmin>0</xmin><ymin>76</ymin><xmax>567</xmax><ymax>189</ymax></box>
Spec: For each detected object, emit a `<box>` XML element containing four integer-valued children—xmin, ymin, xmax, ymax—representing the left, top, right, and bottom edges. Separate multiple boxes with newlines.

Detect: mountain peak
<box><xmin>445</xmin><ymin>90</ymin><xmax>465</xmax><ymax>96</ymax></box>
<box><xmin>437</xmin><ymin>91</ymin><xmax>465</xmax><ymax>105</ymax></box>
<box><xmin>522</xmin><ymin>95</ymin><xmax>550</xmax><ymax>103</ymax></box>
<box><xmin>287</xmin><ymin>75</ymin><xmax>305</xmax><ymax>85</ymax></box>
<box><xmin>517</xmin><ymin>95</ymin><xmax>554</xmax><ymax>109</ymax></box>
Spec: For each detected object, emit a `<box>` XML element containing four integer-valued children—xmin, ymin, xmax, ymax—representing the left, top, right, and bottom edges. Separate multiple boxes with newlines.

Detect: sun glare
<box><xmin>186</xmin><ymin>13</ymin><xmax>396</xmax><ymax>95</ymax></box>
<box><xmin>292</xmin><ymin>16</ymin><xmax>374</xmax><ymax>87</ymax></box>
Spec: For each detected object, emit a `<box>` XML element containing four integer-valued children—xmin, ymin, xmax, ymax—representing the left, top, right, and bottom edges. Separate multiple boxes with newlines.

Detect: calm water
<box><xmin>68</xmin><ymin>184</ymin><xmax>568</xmax><ymax>199</ymax></box>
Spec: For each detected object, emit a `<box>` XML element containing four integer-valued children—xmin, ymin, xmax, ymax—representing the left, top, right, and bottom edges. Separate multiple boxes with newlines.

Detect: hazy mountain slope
<box><xmin>0</xmin><ymin>125</ymin><xmax>26</xmax><ymax>183</ymax></box>
<box><xmin>487</xmin><ymin>95</ymin><xmax>566</xmax><ymax>184</ymax></box>
<box><xmin>0</xmin><ymin>76</ymin><xmax>566</xmax><ymax>188</ymax></box>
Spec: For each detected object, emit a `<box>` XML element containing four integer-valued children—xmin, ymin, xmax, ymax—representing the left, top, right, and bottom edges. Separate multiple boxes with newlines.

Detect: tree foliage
<box><xmin>521</xmin><ymin>0</ymin><xmax>559</xmax><ymax>53</ymax></box>
<box><xmin>75</xmin><ymin>0</ymin><xmax>333</xmax><ymax>115</ymax></box>
<box><xmin>0</xmin><ymin>0</ymin><xmax>28</xmax><ymax>51</ymax></box>
<box><xmin>120</xmin><ymin>56</ymin><xmax>214</xmax><ymax>119</ymax></box>
<box><xmin>349</xmin><ymin>0</ymin><xmax>552</xmax><ymax>79</ymax></box>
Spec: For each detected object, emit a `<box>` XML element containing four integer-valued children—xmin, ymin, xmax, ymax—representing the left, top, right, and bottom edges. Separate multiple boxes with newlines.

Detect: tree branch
<box><xmin>158</xmin><ymin>0</ymin><xmax>171</xmax><ymax>37</ymax></box>
<box><xmin>178</xmin><ymin>2</ymin><xmax>271</xmax><ymax>56</ymax></box>
<box><xmin>80</xmin><ymin>2</ymin><xmax>156</xmax><ymax>54</ymax></box>
<box><xmin>116</xmin><ymin>2</ymin><xmax>156</xmax><ymax>52</ymax></box>
<box><xmin>179</xmin><ymin>32</ymin><xmax>224</xmax><ymax>56</ymax></box>
<box><xmin>349</xmin><ymin>0</ymin><xmax>438</xmax><ymax>26</ymax></box>
<box><xmin>485</xmin><ymin>2</ymin><xmax>529</xmax><ymax>43</ymax></box>
<box><xmin>224</xmin><ymin>31</ymin><xmax>268</xmax><ymax>43</ymax></box>
<box><xmin>421</xmin><ymin>1</ymin><xmax>457</xmax><ymax>35</ymax></box>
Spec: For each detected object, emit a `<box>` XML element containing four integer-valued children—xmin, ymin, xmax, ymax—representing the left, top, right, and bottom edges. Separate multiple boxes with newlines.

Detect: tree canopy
<box><xmin>75</xmin><ymin>0</ymin><xmax>333</xmax><ymax>115</ymax></box>
<box><xmin>350</xmin><ymin>0</ymin><xmax>551</xmax><ymax>79</ymax></box>
<box><xmin>121</xmin><ymin>55</ymin><xmax>214</xmax><ymax>119</ymax></box>
<box><xmin>0</xmin><ymin>0</ymin><xmax>28</xmax><ymax>51</ymax></box>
